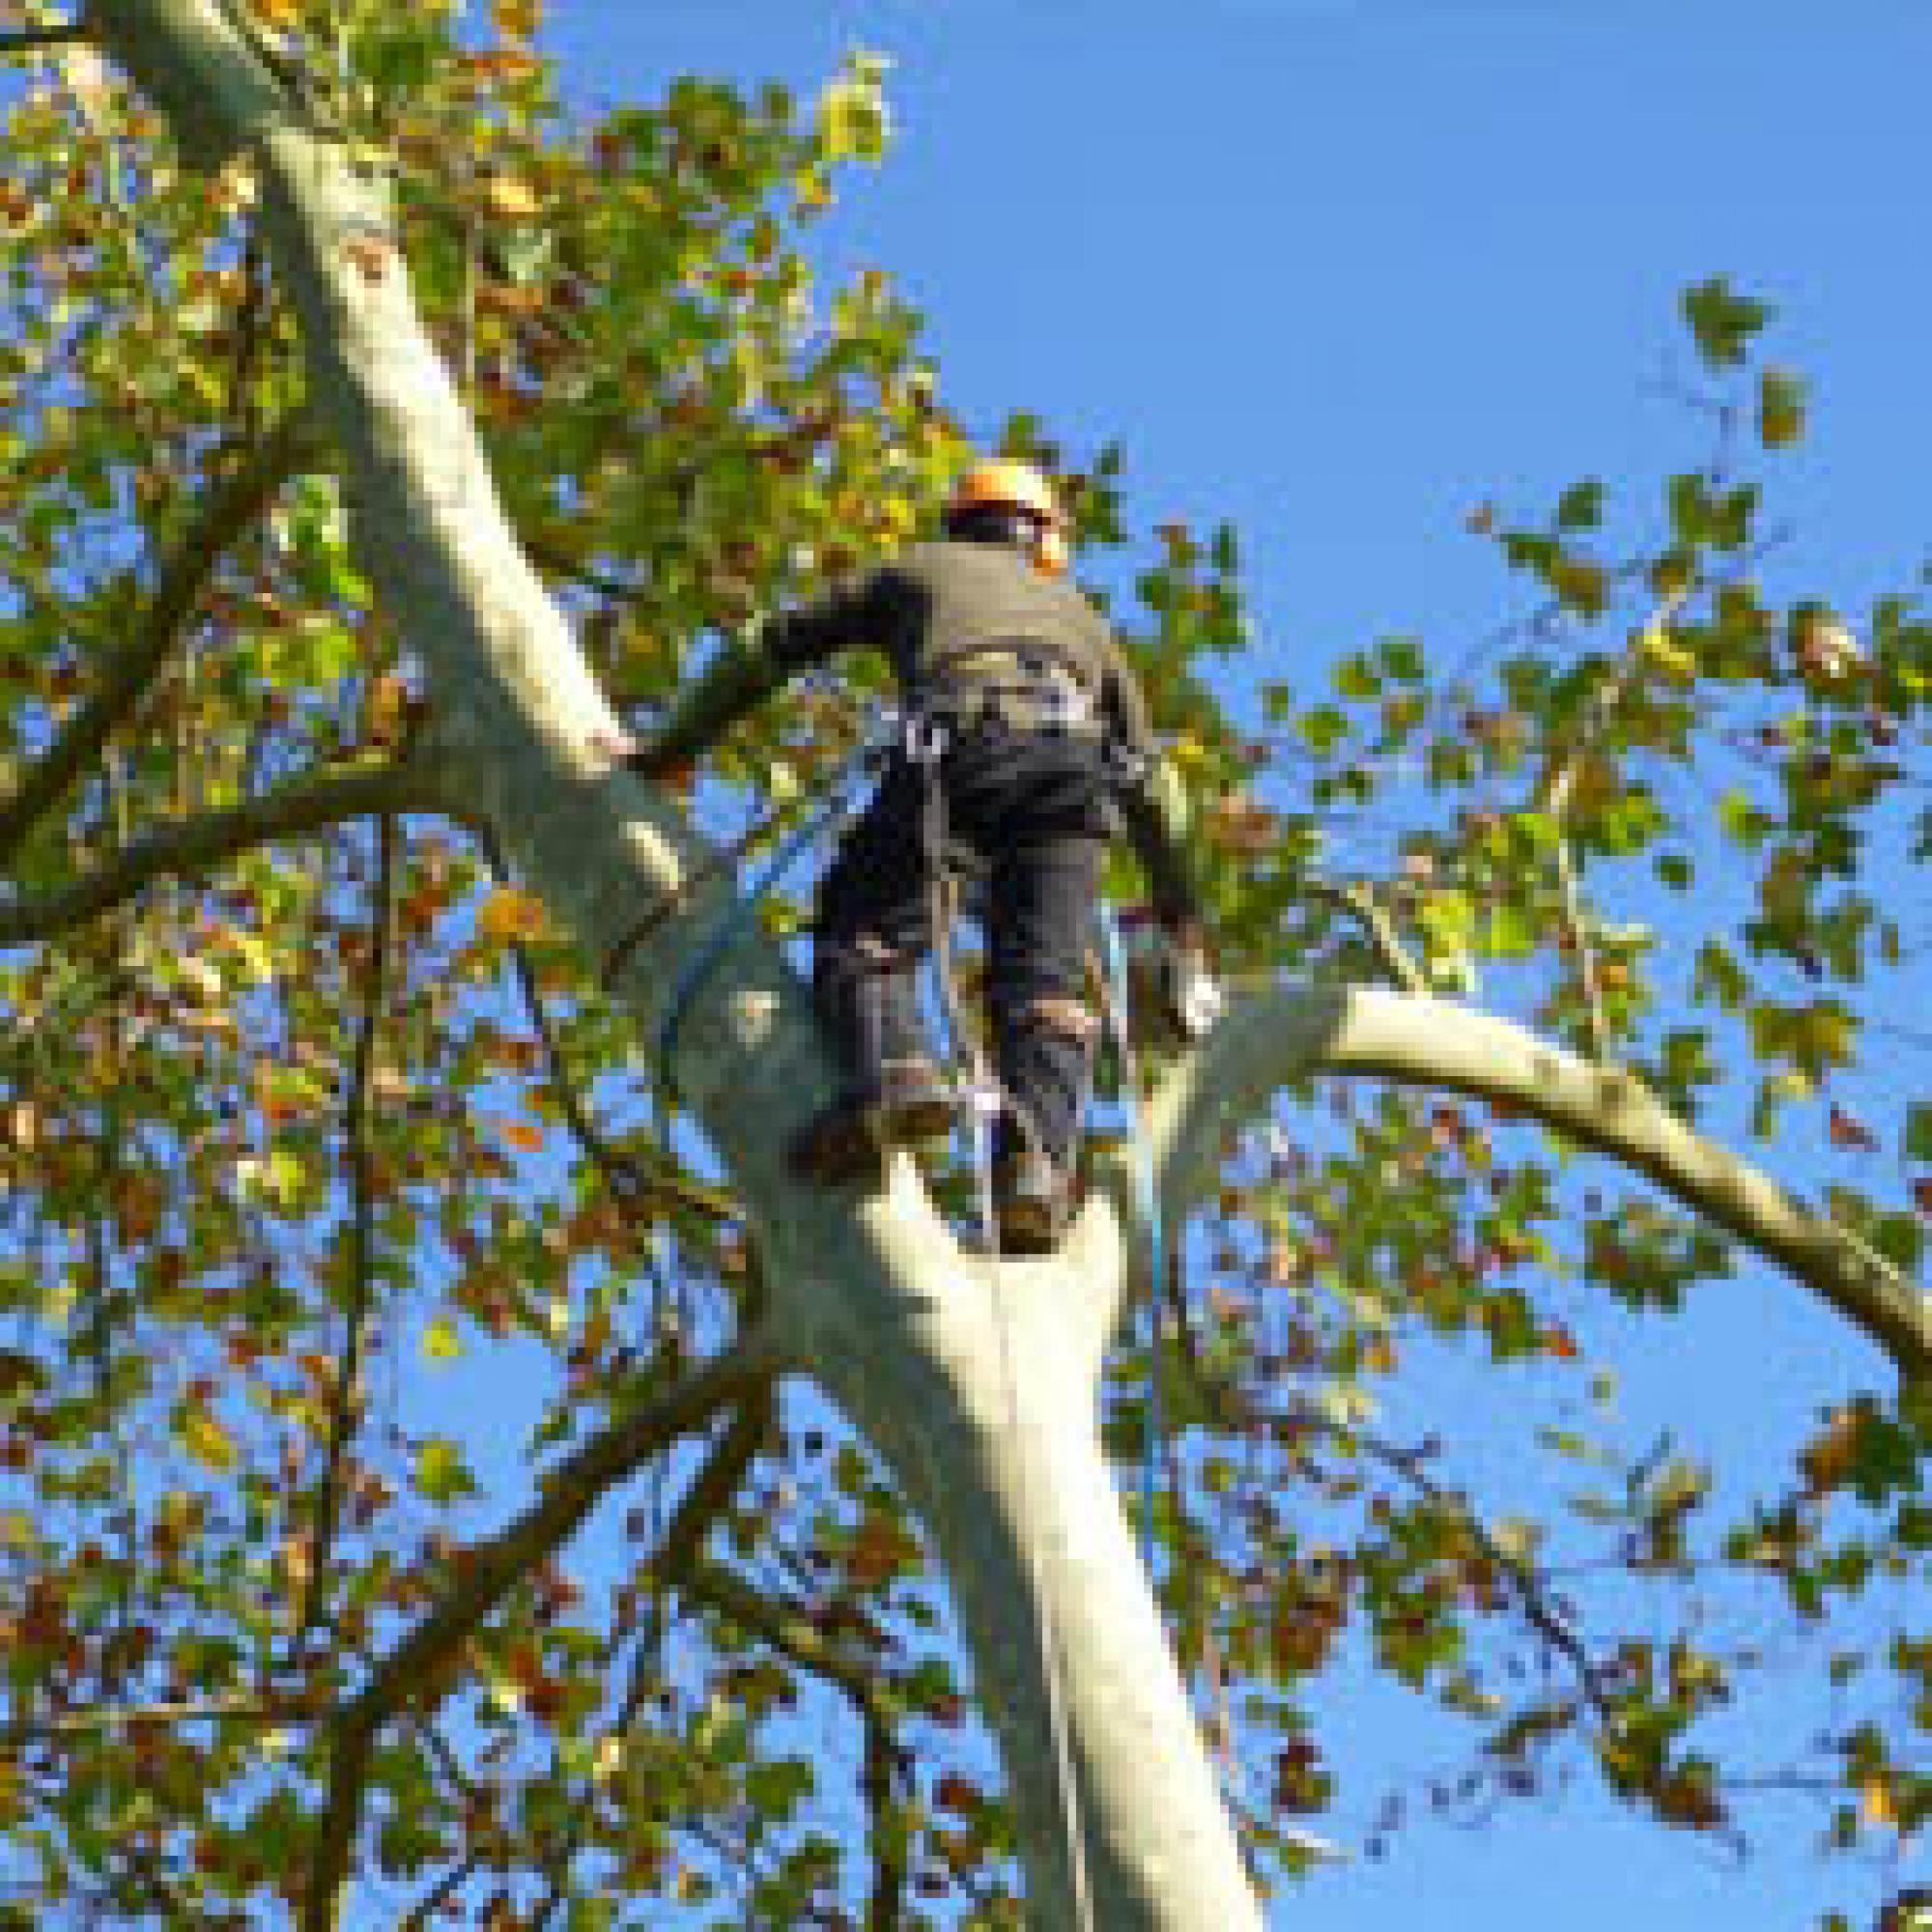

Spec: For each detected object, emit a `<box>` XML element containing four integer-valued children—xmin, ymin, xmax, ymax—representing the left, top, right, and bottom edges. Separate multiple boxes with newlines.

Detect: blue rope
<box><xmin>653</xmin><ymin>778</ymin><xmax>863</xmax><ymax>1102</ymax></box>
<box><xmin>1096</xmin><ymin>904</ymin><xmax>1167</xmax><ymax>1580</ymax></box>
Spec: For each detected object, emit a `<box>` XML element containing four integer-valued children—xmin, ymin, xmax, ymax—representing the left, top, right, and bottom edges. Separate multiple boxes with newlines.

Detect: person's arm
<box><xmin>615</xmin><ymin>567</ymin><xmax>902</xmax><ymax>780</ymax></box>
<box><xmin>1097</xmin><ymin>638</ymin><xmax>1203</xmax><ymax>935</ymax></box>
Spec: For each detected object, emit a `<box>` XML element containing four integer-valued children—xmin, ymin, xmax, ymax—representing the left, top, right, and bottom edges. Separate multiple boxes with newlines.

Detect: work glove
<box><xmin>1155</xmin><ymin>920</ymin><xmax>1224</xmax><ymax>1041</ymax></box>
<box><xmin>584</xmin><ymin>723</ymin><xmax>696</xmax><ymax>795</ymax></box>
<box><xmin>1120</xmin><ymin>908</ymin><xmax>1225</xmax><ymax>1044</ymax></box>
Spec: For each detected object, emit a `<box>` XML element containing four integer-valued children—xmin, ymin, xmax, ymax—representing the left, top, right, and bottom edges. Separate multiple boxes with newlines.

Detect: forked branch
<box><xmin>300</xmin><ymin>1334</ymin><xmax>779</xmax><ymax>1932</ymax></box>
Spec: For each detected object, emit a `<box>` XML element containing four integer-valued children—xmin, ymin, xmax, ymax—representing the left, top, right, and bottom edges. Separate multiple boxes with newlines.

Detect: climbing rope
<box><xmin>1094</xmin><ymin>902</ymin><xmax>1169</xmax><ymax>1583</ymax></box>
<box><xmin>645</xmin><ymin>746</ymin><xmax>879</xmax><ymax>1101</ymax></box>
<box><xmin>906</xmin><ymin>723</ymin><xmax>1099</xmax><ymax>1932</ymax></box>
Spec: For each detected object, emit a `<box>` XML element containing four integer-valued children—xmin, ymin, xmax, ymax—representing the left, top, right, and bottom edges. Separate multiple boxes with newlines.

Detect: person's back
<box><xmin>602</xmin><ymin>458</ymin><xmax>1203</xmax><ymax>1250</ymax></box>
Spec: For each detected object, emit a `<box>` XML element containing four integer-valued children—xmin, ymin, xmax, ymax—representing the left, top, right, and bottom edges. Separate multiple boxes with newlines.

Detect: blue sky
<box><xmin>527</xmin><ymin>5</ymin><xmax>1932</xmax><ymax>1925</ymax></box>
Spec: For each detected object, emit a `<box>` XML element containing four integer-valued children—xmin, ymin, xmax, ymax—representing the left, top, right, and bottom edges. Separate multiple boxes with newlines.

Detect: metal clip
<box><xmin>902</xmin><ymin>711</ymin><xmax>950</xmax><ymax>766</ymax></box>
<box><xmin>964</xmin><ymin>1078</ymin><xmax>1007</xmax><ymax>1122</ymax></box>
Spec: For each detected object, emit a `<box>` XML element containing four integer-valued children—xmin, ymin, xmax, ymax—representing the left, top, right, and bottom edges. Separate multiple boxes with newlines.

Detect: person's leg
<box><xmin>984</xmin><ymin>833</ymin><xmax>1102</xmax><ymax>1249</ymax></box>
<box><xmin>794</xmin><ymin>762</ymin><xmax>949</xmax><ymax>1182</ymax></box>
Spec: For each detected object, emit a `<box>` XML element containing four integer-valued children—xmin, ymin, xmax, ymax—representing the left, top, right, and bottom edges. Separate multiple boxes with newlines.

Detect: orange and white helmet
<box><xmin>945</xmin><ymin>458</ymin><xmax>1070</xmax><ymax>576</ymax></box>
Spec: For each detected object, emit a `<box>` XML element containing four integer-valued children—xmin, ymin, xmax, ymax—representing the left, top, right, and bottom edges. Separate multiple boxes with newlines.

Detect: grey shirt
<box><xmin>635</xmin><ymin>538</ymin><xmax>1199</xmax><ymax>921</ymax></box>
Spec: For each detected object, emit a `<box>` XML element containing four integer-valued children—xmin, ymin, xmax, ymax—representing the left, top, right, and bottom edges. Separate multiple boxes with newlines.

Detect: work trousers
<box><xmin>812</xmin><ymin>719</ymin><xmax>1111</xmax><ymax>1168</ymax></box>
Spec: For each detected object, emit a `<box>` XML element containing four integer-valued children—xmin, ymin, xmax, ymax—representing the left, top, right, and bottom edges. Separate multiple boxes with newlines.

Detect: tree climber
<box><xmin>598</xmin><ymin>459</ymin><xmax>1204</xmax><ymax>1253</ymax></box>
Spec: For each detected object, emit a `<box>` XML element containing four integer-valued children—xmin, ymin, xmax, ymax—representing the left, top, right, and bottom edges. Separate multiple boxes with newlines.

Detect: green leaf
<box><xmin>1681</xmin><ymin>276</ymin><xmax>1772</xmax><ymax>368</ymax></box>
<box><xmin>415</xmin><ymin>1436</ymin><xmax>479</xmax><ymax>1506</ymax></box>
<box><xmin>1554</xmin><ymin>478</ymin><xmax>1605</xmax><ymax>531</ymax></box>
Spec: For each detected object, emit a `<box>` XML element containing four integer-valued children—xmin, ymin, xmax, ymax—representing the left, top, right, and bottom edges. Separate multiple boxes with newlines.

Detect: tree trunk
<box><xmin>791</xmin><ymin>1183</ymin><xmax>1264</xmax><ymax>1928</ymax></box>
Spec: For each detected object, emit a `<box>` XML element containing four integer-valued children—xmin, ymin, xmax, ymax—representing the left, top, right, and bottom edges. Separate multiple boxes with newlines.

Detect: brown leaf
<box><xmin>491</xmin><ymin>0</ymin><xmax>544</xmax><ymax>37</ymax></box>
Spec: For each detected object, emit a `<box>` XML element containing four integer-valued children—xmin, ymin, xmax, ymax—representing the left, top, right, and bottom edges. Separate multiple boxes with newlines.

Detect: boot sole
<box><xmin>872</xmin><ymin>1095</ymin><xmax>959</xmax><ymax>1146</ymax></box>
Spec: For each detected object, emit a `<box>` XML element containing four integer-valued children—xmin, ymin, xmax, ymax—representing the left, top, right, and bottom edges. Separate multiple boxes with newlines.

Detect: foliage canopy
<box><xmin>1</xmin><ymin>3</ymin><xmax>1930</xmax><ymax>1926</ymax></box>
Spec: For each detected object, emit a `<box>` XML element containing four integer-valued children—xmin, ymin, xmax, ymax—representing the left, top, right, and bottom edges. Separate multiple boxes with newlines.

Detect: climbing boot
<box><xmin>786</xmin><ymin>1092</ymin><xmax>881</xmax><ymax>1187</ymax></box>
<box><xmin>869</xmin><ymin>1054</ymin><xmax>956</xmax><ymax>1146</ymax></box>
<box><xmin>786</xmin><ymin>1056</ymin><xmax>953</xmax><ymax>1188</ymax></box>
<box><xmin>992</xmin><ymin>1148</ymin><xmax>1077</xmax><ymax>1255</ymax></box>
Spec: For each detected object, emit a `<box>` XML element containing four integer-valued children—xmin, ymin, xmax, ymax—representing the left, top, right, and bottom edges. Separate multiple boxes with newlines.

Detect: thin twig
<box><xmin>507</xmin><ymin>929</ymin><xmax>738</xmax><ymax>1226</ymax></box>
<box><xmin>863</xmin><ymin>1711</ymin><xmax>909</xmax><ymax>1932</ymax></box>
<box><xmin>1319</xmin><ymin>1412</ymin><xmax>1615</xmax><ymax>1726</ymax></box>
<box><xmin>1308</xmin><ymin>879</ymin><xmax>1428</xmax><ymax>993</ymax></box>
<box><xmin>684</xmin><ymin>1558</ymin><xmax>895</xmax><ymax>1726</ymax></box>
<box><xmin>652</xmin><ymin>1390</ymin><xmax>773</xmax><ymax>1588</ymax></box>
<box><xmin>0</xmin><ymin>412</ymin><xmax>315</xmax><ymax>867</ymax></box>
<box><xmin>1552</xmin><ymin>831</ymin><xmax>1610</xmax><ymax>1059</ymax></box>
<box><xmin>0</xmin><ymin>24</ymin><xmax>84</xmax><ymax>56</ymax></box>
<box><xmin>0</xmin><ymin>1693</ymin><xmax>323</xmax><ymax>1746</ymax></box>
<box><xmin>1160</xmin><ymin>1280</ymin><xmax>1612</xmax><ymax>1725</ymax></box>
<box><xmin>1530</xmin><ymin>589</ymin><xmax>1691</xmax><ymax>1064</ymax></box>
<box><xmin>527</xmin><ymin>1390</ymin><xmax>775</xmax><ymax>1927</ymax></box>
<box><xmin>0</xmin><ymin>758</ymin><xmax>451</xmax><ymax>944</ymax></box>
<box><xmin>398</xmin><ymin>1858</ymin><xmax>477</xmax><ymax>1932</ymax></box>
<box><xmin>294</xmin><ymin>811</ymin><xmax>399</xmax><ymax>1659</ymax></box>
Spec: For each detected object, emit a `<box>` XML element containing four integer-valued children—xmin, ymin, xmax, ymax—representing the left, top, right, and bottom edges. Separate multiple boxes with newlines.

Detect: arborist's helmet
<box><xmin>945</xmin><ymin>459</ymin><xmax>1070</xmax><ymax>577</ymax></box>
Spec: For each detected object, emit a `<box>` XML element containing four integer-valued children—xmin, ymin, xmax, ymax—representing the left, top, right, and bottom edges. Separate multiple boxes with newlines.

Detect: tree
<box><xmin>1</xmin><ymin>2</ymin><xmax>1928</xmax><ymax>1926</ymax></box>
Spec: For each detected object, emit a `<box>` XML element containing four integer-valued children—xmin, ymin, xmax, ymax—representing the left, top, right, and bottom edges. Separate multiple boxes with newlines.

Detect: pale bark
<box><xmin>1146</xmin><ymin>983</ymin><xmax>1932</xmax><ymax>1383</ymax></box>
<box><xmin>77</xmin><ymin>6</ymin><xmax>1931</xmax><ymax>1929</ymax></box>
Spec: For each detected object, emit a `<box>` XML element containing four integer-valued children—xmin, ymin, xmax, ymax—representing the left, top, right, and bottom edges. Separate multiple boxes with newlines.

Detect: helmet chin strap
<box><xmin>1034</xmin><ymin>524</ymin><xmax>1070</xmax><ymax>577</ymax></box>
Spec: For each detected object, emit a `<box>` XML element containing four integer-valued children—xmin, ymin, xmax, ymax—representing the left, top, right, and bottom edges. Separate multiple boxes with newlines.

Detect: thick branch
<box><xmin>1151</xmin><ymin>984</ymin><xmax>1932</xmax><ymax>1381</ymax></box>
<box><xmin>684</xmin><ymin>1557</ymin><xmax>891</xmax><ymax>1724</ymax></box>
<box><xmin>651</xmin><ymin>1387</ymin><xmax>772</xmax><ymax>1587</ymax></box>
<box><xmin>301</xmin><ymin>1335</ymin><xmax>777</xmax><ymax>1932</ymax></box>
<box><xmin>0</xmin><ymin>759</ymin><xmax>447</xmax><ymax>944</ymax></box>
<box><xmin>0</xmin><ymin>412</ymin><xmax>313</xmax><ymax>867</ymax></box>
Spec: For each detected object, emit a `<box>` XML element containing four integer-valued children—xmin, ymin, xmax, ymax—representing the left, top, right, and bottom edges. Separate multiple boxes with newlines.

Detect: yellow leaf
<box><xmin>178</xmin><ymin>1403</ymin><xmax>239</xmax><ymax>1475</ymax></box>
<box><xmin>422</xmin><ymin>1315</ymin><xmax>465</xmax><ymax>1364</ymax></box>
<box><xmin>498</xmin><ymin>1117</ymin><xmax>547</xmax><ymax>1153</ymax></box>
<box><xmin>482</xmin><ymin>176</ymin><xmax>542</xmax><ymax>223</ymax></box>
<box><xmin>1862</xmin><ymin>1776</ymin><xmax>1896</xmax><ymax>1829</ymax></box>
<box><xmin>476</xmin><ymin>887</ymin><xmax>548</xmax><ymax>946</ymax></box>
<box><xmin>1638</xmin><ymin>623</ymin><xmax>1698</xmax><ymax>684</ymax></box>
<box><xmin>226</xmin><ymin>925</ymin><xmax>277</xmax><ymax>984</ymax></box>
<box><xmin>178</xmin><ymin>953</ymin><xmax>225</xmax><ymax>1002</ymax></box>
